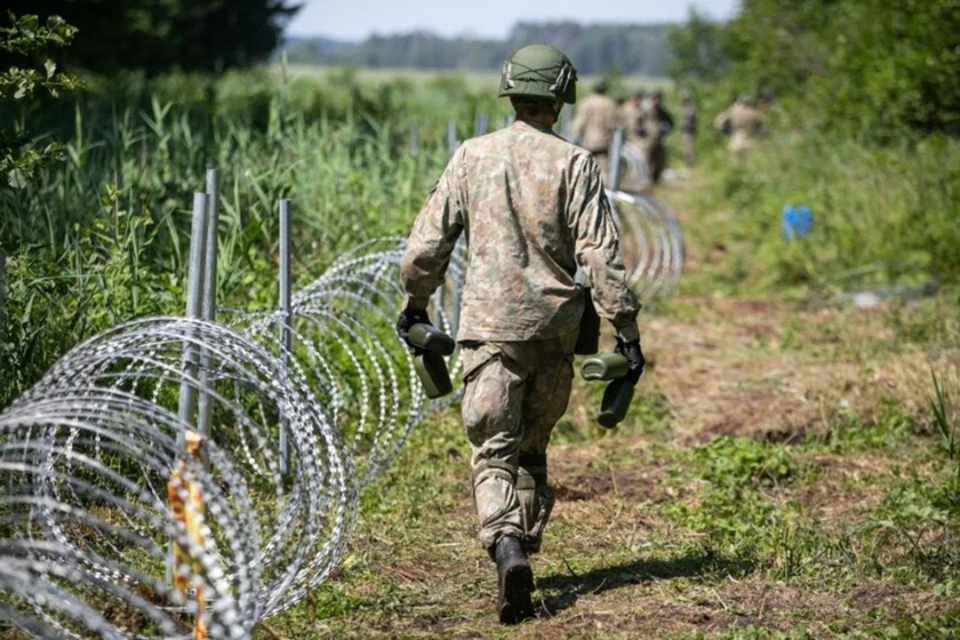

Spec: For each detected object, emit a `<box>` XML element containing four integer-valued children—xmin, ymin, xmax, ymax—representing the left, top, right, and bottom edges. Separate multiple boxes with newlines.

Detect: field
<box><xmin>285</xmin><ymin>63</ymin><xmax>671</xmax><ymax>93</ymax></box>
<box><xmin>1</xmin><ymin>64</ymin><xmax>959</xmax><ymax>638</ymax></box>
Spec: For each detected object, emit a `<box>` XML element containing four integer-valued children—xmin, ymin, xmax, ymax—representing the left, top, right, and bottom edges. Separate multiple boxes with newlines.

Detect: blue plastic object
<box><xmin>782</xmin><ymin>205</ymin><xmax>812</xmax><ymax>239</ymax></box>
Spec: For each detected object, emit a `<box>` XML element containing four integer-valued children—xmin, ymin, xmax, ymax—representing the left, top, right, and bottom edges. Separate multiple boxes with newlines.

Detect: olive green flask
<box><xmin>407</xmin><ymin>323</ymin><xmax>456</xmax><ymax>399</ymax></box>
<box><xmin>580</xmin><ymin>353</ymin><xmax>634</xmax><ymax>428</ymax></box>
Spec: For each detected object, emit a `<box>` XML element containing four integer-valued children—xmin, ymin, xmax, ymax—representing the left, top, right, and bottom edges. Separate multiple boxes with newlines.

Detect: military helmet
<box><xmin>498</xmin><ymin>44</ymin><xmax>578</xmax><ymax>104</ymax></box>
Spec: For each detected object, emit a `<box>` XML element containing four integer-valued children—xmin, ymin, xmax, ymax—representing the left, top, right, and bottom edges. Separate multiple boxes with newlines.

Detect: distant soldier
<box><xmin>397</xmin><ymin>44</ymin><xmax>644</xmax><ymax>625</ymax></box>
<box><xmin>713</xmin><ymin>93</ymin><xmax>764</xmax><ymax>155</ymax></box>
<box><xmin>679</xmin><ymin>89</ymin><xmax>698</xmax><ymax>166</ymax></box>
<box><xmin>639</xmin><ymin>89</ymin><xmax>674</xmax><ymax>186</ymax></box>
<box><xmin>619</xmin><ymin>90</ymin><xmax>644</xmax><ymax>141</ymax></box>
<box><xmin>570</xmin><ymin>80</ymin><xmax>619</xmax><ymax>180</ymax></box>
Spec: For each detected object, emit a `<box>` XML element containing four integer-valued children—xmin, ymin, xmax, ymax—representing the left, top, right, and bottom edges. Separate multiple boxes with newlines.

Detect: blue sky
<box><xmin>286</xmin><ymin>0</ymin><xmax>740</xmax><ymax>39</ymax></box>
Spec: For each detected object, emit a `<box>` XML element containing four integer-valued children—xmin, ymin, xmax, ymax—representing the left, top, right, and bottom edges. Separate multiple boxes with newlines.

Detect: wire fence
<box><xmin>0</xmin><ymin>123</ymin><xmax>683</xmax><ymax>639</ymax></box>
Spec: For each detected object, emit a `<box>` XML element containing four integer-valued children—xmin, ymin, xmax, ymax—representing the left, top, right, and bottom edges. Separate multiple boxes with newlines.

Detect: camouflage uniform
<box><xmin>618</xmin><ymin>99</ymin><xmax>643</xmax><ymax>142</ymax></box>
<box><xmin>640</xmin><ymin>100</ymin><xmax>674</xmax><ymax>186</ymax></box>
<box><xmin>400</xmin><ymin>120</ymin><xmax>640</xmax><ymax>554</ymax></box>
<box><xmin>713</xmin><ymin>100</ymin><xmax>763</xmax><ymax>155</ymax></box>
<box><xmin>570</xmin><ymin>92</ymin><xmax>619</xmax><ymax>182</ymax></box>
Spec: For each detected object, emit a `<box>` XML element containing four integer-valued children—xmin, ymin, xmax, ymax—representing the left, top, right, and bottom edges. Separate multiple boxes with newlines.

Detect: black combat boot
<box><xmin>494</xmin><ymin>535</ymin><xmax>535</xmax><ymax>624</ymax></box>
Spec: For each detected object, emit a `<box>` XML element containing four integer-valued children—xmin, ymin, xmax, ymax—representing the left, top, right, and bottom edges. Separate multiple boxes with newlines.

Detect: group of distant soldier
<box><xmin>568</xmin><ymin>80</ymin><xmax>770</xmax><ymax>190</ymax></box>
<box><xmin>570</xmin><ymin>80</ymin><xmax>679</xmax><ymax>191</ymax></box>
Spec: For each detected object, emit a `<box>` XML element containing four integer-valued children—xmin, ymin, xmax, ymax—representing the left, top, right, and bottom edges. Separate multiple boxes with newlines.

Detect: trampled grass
<box><xmin>259</xmin><ymin>289</ymin><xmax>960</xmax><ymax>639</ymax></box>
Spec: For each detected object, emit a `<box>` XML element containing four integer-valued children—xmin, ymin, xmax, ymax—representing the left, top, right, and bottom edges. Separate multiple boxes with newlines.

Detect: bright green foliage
<box><xmin>728</xmin><ymin>0</ymin><xmax>960</xmax><ymax>137</ymax></box>
<box><xmin>667</xmin><ymin>8</ymin><xmax>728</xmax><ymax>82</ymax></box>
<box><xmin>671</xmin><ymin>0</ymin><xmax>960</xmax><ymax>138</ymax></box>
<box><xmin>694</xmin><ymin>436</ymin><xmax>795</xmax><ymax>491</ymax></box>
<box><xmin>0</xmin><ymin>14</ymin><xmax>81</xmax><ymax>189</ymax></box>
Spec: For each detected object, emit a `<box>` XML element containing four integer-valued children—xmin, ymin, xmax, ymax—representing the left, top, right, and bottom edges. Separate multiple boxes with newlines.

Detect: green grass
<box><xmin>664</xmin><ymin>128</ymin><xmax>960</xmax><ymax>299</ymax></box>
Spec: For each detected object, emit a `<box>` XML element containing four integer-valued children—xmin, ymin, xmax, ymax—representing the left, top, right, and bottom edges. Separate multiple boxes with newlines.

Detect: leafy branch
<box><xmin>1</xmin><ymin>13</ymin><xmax>81</xmax><ymax>189</ymax></box>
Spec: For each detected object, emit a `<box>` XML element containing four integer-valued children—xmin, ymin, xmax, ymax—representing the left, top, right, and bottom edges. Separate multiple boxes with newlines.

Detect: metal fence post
<box><xmin>197</xmin><ymin>169</ymin><xmax>219</xmax><ymax>442</ymax></box>
<box><xmin>408</xmin><ymin>124</ymin><xmax>419</xmax><ymax>152</ymax></box>
<box><xmin>608</xmin><ymin>127</ymin><xmax>625</xmax><ymax>191</ymax></box>
<box><xmin>446</xmin><ymin>121</ymin><xmax>458</xmax><ymax>158</ymax></box>
<box><xmin>170</xmin><ymin>191</ymin><xmax>207</xmax><ymax>582</ymax></box>
<box><xmin>279</xmin><ymin>199</ymin><xmax>292</xmax><ymax>477</ymax></box>
<box><xmin>176</xmin><ymin>193</ymin><xmax>209</xmax><ymax>445</ymax></box>
<box><xmin>474</xmin><ymin>112</ymin><xmax>489</xmax><ymax>137</ymax></box>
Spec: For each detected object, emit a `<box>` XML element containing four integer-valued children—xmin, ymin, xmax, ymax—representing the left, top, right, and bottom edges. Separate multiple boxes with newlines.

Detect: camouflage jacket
<box><xmin>570</xmin><ymin>94</ymin><xmax>619</xmax><ymax>154</ymax></box>
<box><xmin>400</xmin><ymin>119</ymin><xmax>640</xmax><ymax>343</ymax></box>
<box><xmin>619</xmin><ymin>102</ymin><xmax>644</xmax><ymax>140</ymax></box>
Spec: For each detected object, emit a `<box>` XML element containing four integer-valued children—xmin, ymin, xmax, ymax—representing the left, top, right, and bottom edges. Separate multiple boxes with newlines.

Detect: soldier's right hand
<box><xmin>615</xmin><ymin>338</ymin><xmax>645</xmax><ymax>384</ymax></box>
<box><xmin>395</xmin><ymin>306</ymin><xmax>431</xmax><ymax>351</ymax></box>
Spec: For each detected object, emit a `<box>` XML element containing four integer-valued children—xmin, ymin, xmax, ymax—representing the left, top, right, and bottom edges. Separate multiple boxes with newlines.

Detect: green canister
<box><xmin>580</xmin><ymin>352</ymin><xmax>634</xmax><ymax>429</ymax></box>
<box><xmin>408</xmin><ymin>323</ymin><xmax>456</xmax><ymax>399</ymax></box>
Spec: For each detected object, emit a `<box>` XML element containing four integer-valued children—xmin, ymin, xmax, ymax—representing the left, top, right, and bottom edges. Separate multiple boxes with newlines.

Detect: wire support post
<box><xmin>279</xmin><ymin>198</ymin><xmax>293</xmax><ymax>477</ymax></box>
<box><xmin>197</xmin><ymin>169</ymin><xmax>219</xmax><ymax>443</ymax></box>
<box><xmin>608</xmin><ymin>126</ymin><xmax>625</xmax><ymax>192</ymax></box>
<box><xmin>177</xmin><ymin>192</ymin><xmax>210</xmax><ymax>446</ymax></box>
<box><xmin>473</xmin><ymin>112</ymin><xmax>489</xmax><ymax>137</ymax></box>
<box><xmin>447</xmin><ymin>121</ymin><xmax>459</xmax><ymax>158</ymax></box>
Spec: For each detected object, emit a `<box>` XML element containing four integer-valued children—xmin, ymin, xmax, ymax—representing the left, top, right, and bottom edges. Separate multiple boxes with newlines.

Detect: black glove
<box><xmin>395</xmin><ymin>306</ymin><xmax>430</xmax><ymax>351</ymax></box>
<box><xmin>615</xmin><ymin>338</ymin><xmax>646</xmax><ymax>384</ymax></box>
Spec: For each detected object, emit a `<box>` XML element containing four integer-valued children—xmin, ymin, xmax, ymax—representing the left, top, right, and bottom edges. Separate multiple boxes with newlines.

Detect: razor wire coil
<box><xmin>0</xmin><ymin>171</ymin><xmax>682</xmax><ymax>638</ymax></box>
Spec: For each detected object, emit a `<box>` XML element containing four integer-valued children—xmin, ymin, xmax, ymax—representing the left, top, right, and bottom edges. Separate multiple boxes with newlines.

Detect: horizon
<box><xmin>285</xmin><ymin>0</ymin><xmax>739</xmax><ymax>40</ymax></box>
<box><xmin>286</xmin><ymin>20</ymin><xmax>682</xmax><ymax>43</ymax></box>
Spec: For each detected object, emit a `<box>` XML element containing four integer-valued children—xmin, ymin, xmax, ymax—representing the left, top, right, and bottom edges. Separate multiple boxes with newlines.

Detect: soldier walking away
<box><xmin>570</xmin><ymin>79</ymin><xmax>619</xmax><ymax>182</ymax></box>
<box><xmin>713</xmin><ymin>93</ymin><xmax>764</xmax><ymax>155</ymax></box>
<box><xmin>396</xmin><ymin>44</ymin><xmax>645</xmax><ymax>625</ymax></box>
<box><xmin>679</xmin><ymin>89</ymin><xmax>698</xmax><ymax>166</ymax></box>
<box><xmin>640</xmin><ymin>89</ymin><xmax>674</xmax><ymax>187</ymax></box>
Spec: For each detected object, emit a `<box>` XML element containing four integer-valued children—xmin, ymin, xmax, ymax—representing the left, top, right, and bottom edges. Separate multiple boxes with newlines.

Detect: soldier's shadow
<box><xmin>534</xmin><ymin>549</ymin><xmax>756</xmax><ymax>616</ymax></box>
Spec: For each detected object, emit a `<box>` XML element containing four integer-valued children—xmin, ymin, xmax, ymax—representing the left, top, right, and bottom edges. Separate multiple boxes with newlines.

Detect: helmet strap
<box><xmin>549</xmin><ymin>63</ymin><xmax>574</xmax><ymax>97</ymax></box>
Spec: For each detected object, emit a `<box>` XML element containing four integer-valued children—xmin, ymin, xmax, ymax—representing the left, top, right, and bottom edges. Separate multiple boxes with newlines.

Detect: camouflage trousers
<box><xmin>644</xmin><ymin>141</ymin><xmax>667</xmax><ymax>185</ymax></box>
<box><xmin>460</xmin><ymin>332</ymin><xmax>577</xmax><ymax>555</ymax></box>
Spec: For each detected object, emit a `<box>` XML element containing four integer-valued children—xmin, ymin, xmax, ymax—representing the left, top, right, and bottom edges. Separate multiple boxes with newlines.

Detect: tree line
<box><xmin>287</xmin><ymin>22</ymin><xmax>673</xmax><ymax>77</ymax></box>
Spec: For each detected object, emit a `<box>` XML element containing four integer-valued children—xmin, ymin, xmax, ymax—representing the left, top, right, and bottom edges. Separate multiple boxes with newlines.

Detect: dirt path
<box><xmin>265</xmin><ymin>290</ymin><xmax>959</xmax><ymax>639</ymax></box>
<box><xmin>266</xmin><ymin>170</ymin><xmax>960</xmax><ymax>637</ymax></box>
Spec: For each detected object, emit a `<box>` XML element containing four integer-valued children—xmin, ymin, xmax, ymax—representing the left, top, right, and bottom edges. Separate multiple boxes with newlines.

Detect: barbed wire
<box><xmin>0</xmin><ymin>185</ymin><xmax>681</xmax><ymax>638</ymax></box>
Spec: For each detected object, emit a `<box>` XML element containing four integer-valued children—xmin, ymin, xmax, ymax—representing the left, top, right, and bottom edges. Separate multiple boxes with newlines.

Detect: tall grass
<box><xmin>673</xmin><ymin>127</ymin><xmax>960</xmax><ymax>296</ymax></box>
<box><xmin>0</xmin><ymin>82</ymin><xmax>454</xmax><ymax>407</ymax></box>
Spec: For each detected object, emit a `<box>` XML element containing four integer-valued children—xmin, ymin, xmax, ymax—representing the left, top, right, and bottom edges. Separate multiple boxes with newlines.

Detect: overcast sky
<box><xmin>286</xmin><ymin>0</ymin><xmax>740</xmax><ymax>39</ymax></box>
